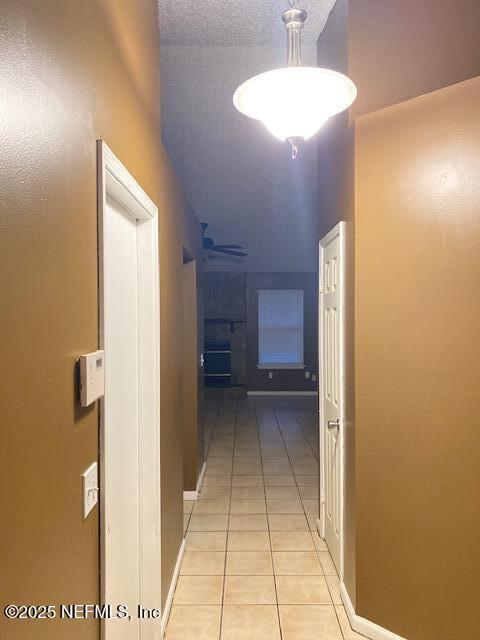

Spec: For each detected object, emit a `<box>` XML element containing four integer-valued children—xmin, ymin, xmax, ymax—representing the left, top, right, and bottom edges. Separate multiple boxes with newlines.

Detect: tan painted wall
<box><xmin>0</xmin><ymin>1</ymin><xmax>201</xmax><ymax>637</ymax></box>
<box><xmin>355</xmin><ymin>76</ymin><xmax>480</xmax><ymax>640</ymax></box>
<box><xmin>318</xmin><ymin>1</ymin><xmax>480</xmax><ymax>625</ymax></box>
<box><xmin>349</xmin><ymin>0</ymin><xmax>480</xmax><ymax>117</ymax></box>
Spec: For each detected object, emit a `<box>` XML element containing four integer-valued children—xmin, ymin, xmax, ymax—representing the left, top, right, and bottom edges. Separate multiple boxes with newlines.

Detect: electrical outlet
<box><xmin>268</xmin><ymin>371</ymin><xmax>273</xmax><ymax>380</ymax></box>
<box><xmin>305</xmin><ymin>371</ymin><xmax>310</xmax><ymax>379</ymax></box>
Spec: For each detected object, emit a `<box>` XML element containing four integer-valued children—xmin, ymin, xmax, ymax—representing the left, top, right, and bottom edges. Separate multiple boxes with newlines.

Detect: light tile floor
<box><xmin>169</xmin><ymin>395</ymin><xmax>365</xmax><ymax>640</ymax></box>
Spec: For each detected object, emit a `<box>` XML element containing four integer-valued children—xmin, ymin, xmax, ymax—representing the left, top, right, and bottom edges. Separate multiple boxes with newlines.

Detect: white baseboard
<box><xmin>160</xmin><ymin>538</ymin><xmax>186</xmax><ymax>637</ymax></box>
<box><xmin>247</xmin><ymin>391</ymin><xmax>318</xmax><ymax>397</ymax></box>
<box><xmin>340</xmin><ymin>582</ymin><xmax>407</xmax><ymax>640</ymax></box>
<box><xmin>183</xmin><ymin>461</ymin><xmax>207</xmax><ymax>501</ymax></box>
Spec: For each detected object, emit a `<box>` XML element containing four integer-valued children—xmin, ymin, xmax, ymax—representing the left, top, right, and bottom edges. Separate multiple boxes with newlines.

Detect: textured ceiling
<box><xmin>159</xmin><ymin>1</ymin><xmax>337</xmax><ymax>271</ymax></box>
<box><xmin>160</xmin><ymin>0</ymin><xmax>336</xmax><ymax>46</ymax></box>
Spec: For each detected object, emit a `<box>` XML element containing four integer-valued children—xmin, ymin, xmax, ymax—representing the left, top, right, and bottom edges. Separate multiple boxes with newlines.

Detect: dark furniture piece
<box><xmin>204</xmin><ymin>341</ymin><xmax>231</xmax><ymax>387</ymax></box>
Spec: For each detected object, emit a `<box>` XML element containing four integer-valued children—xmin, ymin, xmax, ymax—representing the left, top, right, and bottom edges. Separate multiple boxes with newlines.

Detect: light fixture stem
<box><xmin>282</xmin><ymin>8</ymin><xmax>307</xmax><ymax>67</ymax></box>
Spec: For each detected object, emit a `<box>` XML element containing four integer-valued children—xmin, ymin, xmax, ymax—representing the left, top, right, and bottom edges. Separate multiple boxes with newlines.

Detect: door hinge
<box><xmin>319</xmin><ymin>280</ymin><xmax>324</xmax><ymax>294</ymax></box>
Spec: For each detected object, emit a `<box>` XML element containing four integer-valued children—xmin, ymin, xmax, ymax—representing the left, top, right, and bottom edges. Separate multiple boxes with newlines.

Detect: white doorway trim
<box><xmin>97</xmin><ymin>141</ymin><xmax>161</xmax><ymax>640</ymax></box>
<box><xmin>318</xmin><ymin>221</ymin><xmax>345</xmax><ymax>581</ymax></box>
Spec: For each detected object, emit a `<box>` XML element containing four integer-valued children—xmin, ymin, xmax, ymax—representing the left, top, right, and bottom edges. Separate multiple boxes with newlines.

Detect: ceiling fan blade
<box><xmin>210</xmin><ymin>247</ymin><xmax>247</xmax><ymax>257</ymax></box>
<box><xmin>213</xmin><ymin>244</ymin><xmax>244</xmax><ymax>249</ymax></box>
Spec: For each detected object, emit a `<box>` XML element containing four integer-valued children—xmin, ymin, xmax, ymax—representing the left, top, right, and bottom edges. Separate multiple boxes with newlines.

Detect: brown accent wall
<box><xmin>246</xmin><ymin>273</ymin><xmax>318</xmax><ymax>393</ymax></box>
<box><xmin>318</xmin><ymin>0</ymin><xmax>480</xmax><ymax>624</ymax></box>
<box><xmin>355</xmin><ymin>77</ymin><xmax>480</xmax><ymax>640</ymax></box>
<box><xmin>317</xmin><ymin>0</ymin><xmax>357</xmax><ymax>605</ymax></box>
<box><xmin>0</xmin><ymin>1</ymin><xmax>201</xmax><ymax>637</ymax></box>
<box><xmin>349</xmin><ymin>0</ymin><xmax>480</xmax><ymax>118</ymax></box>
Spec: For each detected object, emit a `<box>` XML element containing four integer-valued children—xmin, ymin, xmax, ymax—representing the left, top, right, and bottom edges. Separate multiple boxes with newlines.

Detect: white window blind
<box><xmin>258</xmin><ymin>289</ymin><xmax>304</xmax><ymax>366</ymax></box>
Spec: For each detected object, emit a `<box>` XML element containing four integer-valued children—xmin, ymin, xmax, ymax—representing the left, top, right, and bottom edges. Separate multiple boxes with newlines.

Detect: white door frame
<box><xmin>97</xmin><ymin>141</ymin><xmax>161</xmax><ymax>638</ymax></box>
<box><xmin>318</xmin><ymin>221</ymin><xmax>345</xmax><ymax>581</ymax></box>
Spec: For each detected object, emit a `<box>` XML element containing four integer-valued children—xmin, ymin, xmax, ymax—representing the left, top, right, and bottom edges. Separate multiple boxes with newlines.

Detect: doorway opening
<box><xmin>182</xmin><ymin>248</ymin><xmax>205</xmax><ymax>500</ymax></box>
<box><xmin>97</xmin><ymin>141</ymin><xmax>161</xmax><ymax>640</ymax></box>
<box><xmin>319</xmin><ymin>221</ymin><xmax>345</xmax><ymax>579</ymax></box>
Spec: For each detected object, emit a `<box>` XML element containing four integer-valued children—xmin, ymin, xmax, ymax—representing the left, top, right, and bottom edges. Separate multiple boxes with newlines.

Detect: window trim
<box><xmin>256</xmin><ymin>363</ymin><xmax>306</xmax><ymax>370</ymax></box>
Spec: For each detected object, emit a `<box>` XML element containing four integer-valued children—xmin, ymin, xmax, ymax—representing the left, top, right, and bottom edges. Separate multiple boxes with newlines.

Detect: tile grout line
<box><xmin>274</xmin><ymin>397</ymin><xmax>343</xmax><ymax>636</ymax></box>
<box><xmin>204</xmin><ymin>395</ymin><xmax>222</xmax><ymax>460</ymax></box>
<box><xmin>285</xmin><ymin>396</ymin><xmax>319</xmax><ymax>462</ymax></box>
<box><xmin>271</xmin><ymin>397</ymin><xmax>337</xmax><ymax>587</ymax></box>
<box><xmin>252</xmin><ymin>396</ymin><xmax>284</xmax><ymax>640</ymax></box>
<box><xmin>271</xmin><ymin>399</ymin><xmax>316</xmax><ymax>541</ymax></box>
<box><xmin>280</xmin><ymin>398</ymin><xmax>321</xmax><ymax>532</ymax></box>
<box><xmin>176</xmin><ymin>394</ymin><xmax>341</xmax><ymax>638</ymax></box>
<box><xmin>329</xmin><ymin>579</ymin><xmax>349</xmax><ymax>640</ymax></box>
<box><xmin>218</xmin><ymin>394</ymin><xmax>239</xmax><ymax>639</ymax></box>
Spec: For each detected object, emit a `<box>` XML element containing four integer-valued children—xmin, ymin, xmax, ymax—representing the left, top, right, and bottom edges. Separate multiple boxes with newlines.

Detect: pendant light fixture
<box><xmin>233</xmin><ymin>1</ymin><xmax>357</xmax><ymax>158</ymax></box>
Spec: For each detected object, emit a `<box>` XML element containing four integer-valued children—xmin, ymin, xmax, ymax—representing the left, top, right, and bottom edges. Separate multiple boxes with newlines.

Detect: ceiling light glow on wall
<box><xmin>233</xmin><ymin>2</ymin><xmax>357</xmax><ymax>158</ymax></box>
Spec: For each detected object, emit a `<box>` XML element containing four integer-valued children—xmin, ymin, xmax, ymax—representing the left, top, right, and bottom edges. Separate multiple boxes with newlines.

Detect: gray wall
<box><xmin>204</xmin><ymin>272</ymin><xmax>247</xmax><ymax>386</ymax></box>
<box><xmin>204</xmin><ymin>272</ymin><xmax>318</xmax><ymax>392</ymax></box>
<box><xmin>246</xmin><ymin>273</ymin><xmax>318</xmax><ymax>393</ymax></box>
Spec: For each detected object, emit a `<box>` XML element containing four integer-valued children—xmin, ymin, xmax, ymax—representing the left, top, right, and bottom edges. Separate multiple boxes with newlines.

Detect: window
<box><xmin>258</xmin><ymin>289</ymin><xmax>304</xmax><ymax>368</ymax></box>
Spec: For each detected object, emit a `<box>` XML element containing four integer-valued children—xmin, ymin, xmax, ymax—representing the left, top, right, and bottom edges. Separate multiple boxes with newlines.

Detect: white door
<box><xmin>319</xmin><ymin>222</ymin><xmax>344</xmax><ymax>575</ymax></box>
<box><xmin>98</xmin><ymin>142</ymin><xmax>161</xmax><ymax>640</ymax></box>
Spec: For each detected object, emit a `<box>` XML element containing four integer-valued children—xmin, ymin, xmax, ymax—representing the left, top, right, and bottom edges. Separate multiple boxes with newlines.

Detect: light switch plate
<box><xmin>82</xmin><ymin>462</ymin><xmax>98</xmax><ymax>520</ymax></box>
<box><xmin>305</xmin><ymin>371</ymin><xmax>311</xmax><ymax>379</ymax></box>
<box><xmin>312</xmin><ymin>374</ymin><xmax>317</xmax><ymax>382</ymax></box>
<box><xmin>268</xmin><ymin>372</ymin><xmax>273</xmax><ymax>379</ymax></box>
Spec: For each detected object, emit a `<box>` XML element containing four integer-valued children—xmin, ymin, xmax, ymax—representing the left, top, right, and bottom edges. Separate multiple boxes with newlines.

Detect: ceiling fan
<box><xmin>201</xmin><ymin>223</ymin><xmax>248</xmax><ymax>258</ymax></box>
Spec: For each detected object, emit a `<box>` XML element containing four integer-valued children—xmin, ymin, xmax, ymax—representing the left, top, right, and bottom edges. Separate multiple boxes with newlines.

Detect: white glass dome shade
<box><xmin>233</xmin><ymin>66</ymin><xmax>357</xmax><ymax>142</ymax></box>
<box><xmin>233</xmin><ymin>4</ymin><xmax>357</xmax><ymax>158</ymax></box>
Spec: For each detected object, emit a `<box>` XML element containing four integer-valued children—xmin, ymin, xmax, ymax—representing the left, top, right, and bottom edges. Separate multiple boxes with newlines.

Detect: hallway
<box><xmin>166</xmin><ymin>396</ymin><xmax>361</xmax><ymax>640</ymax></box>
